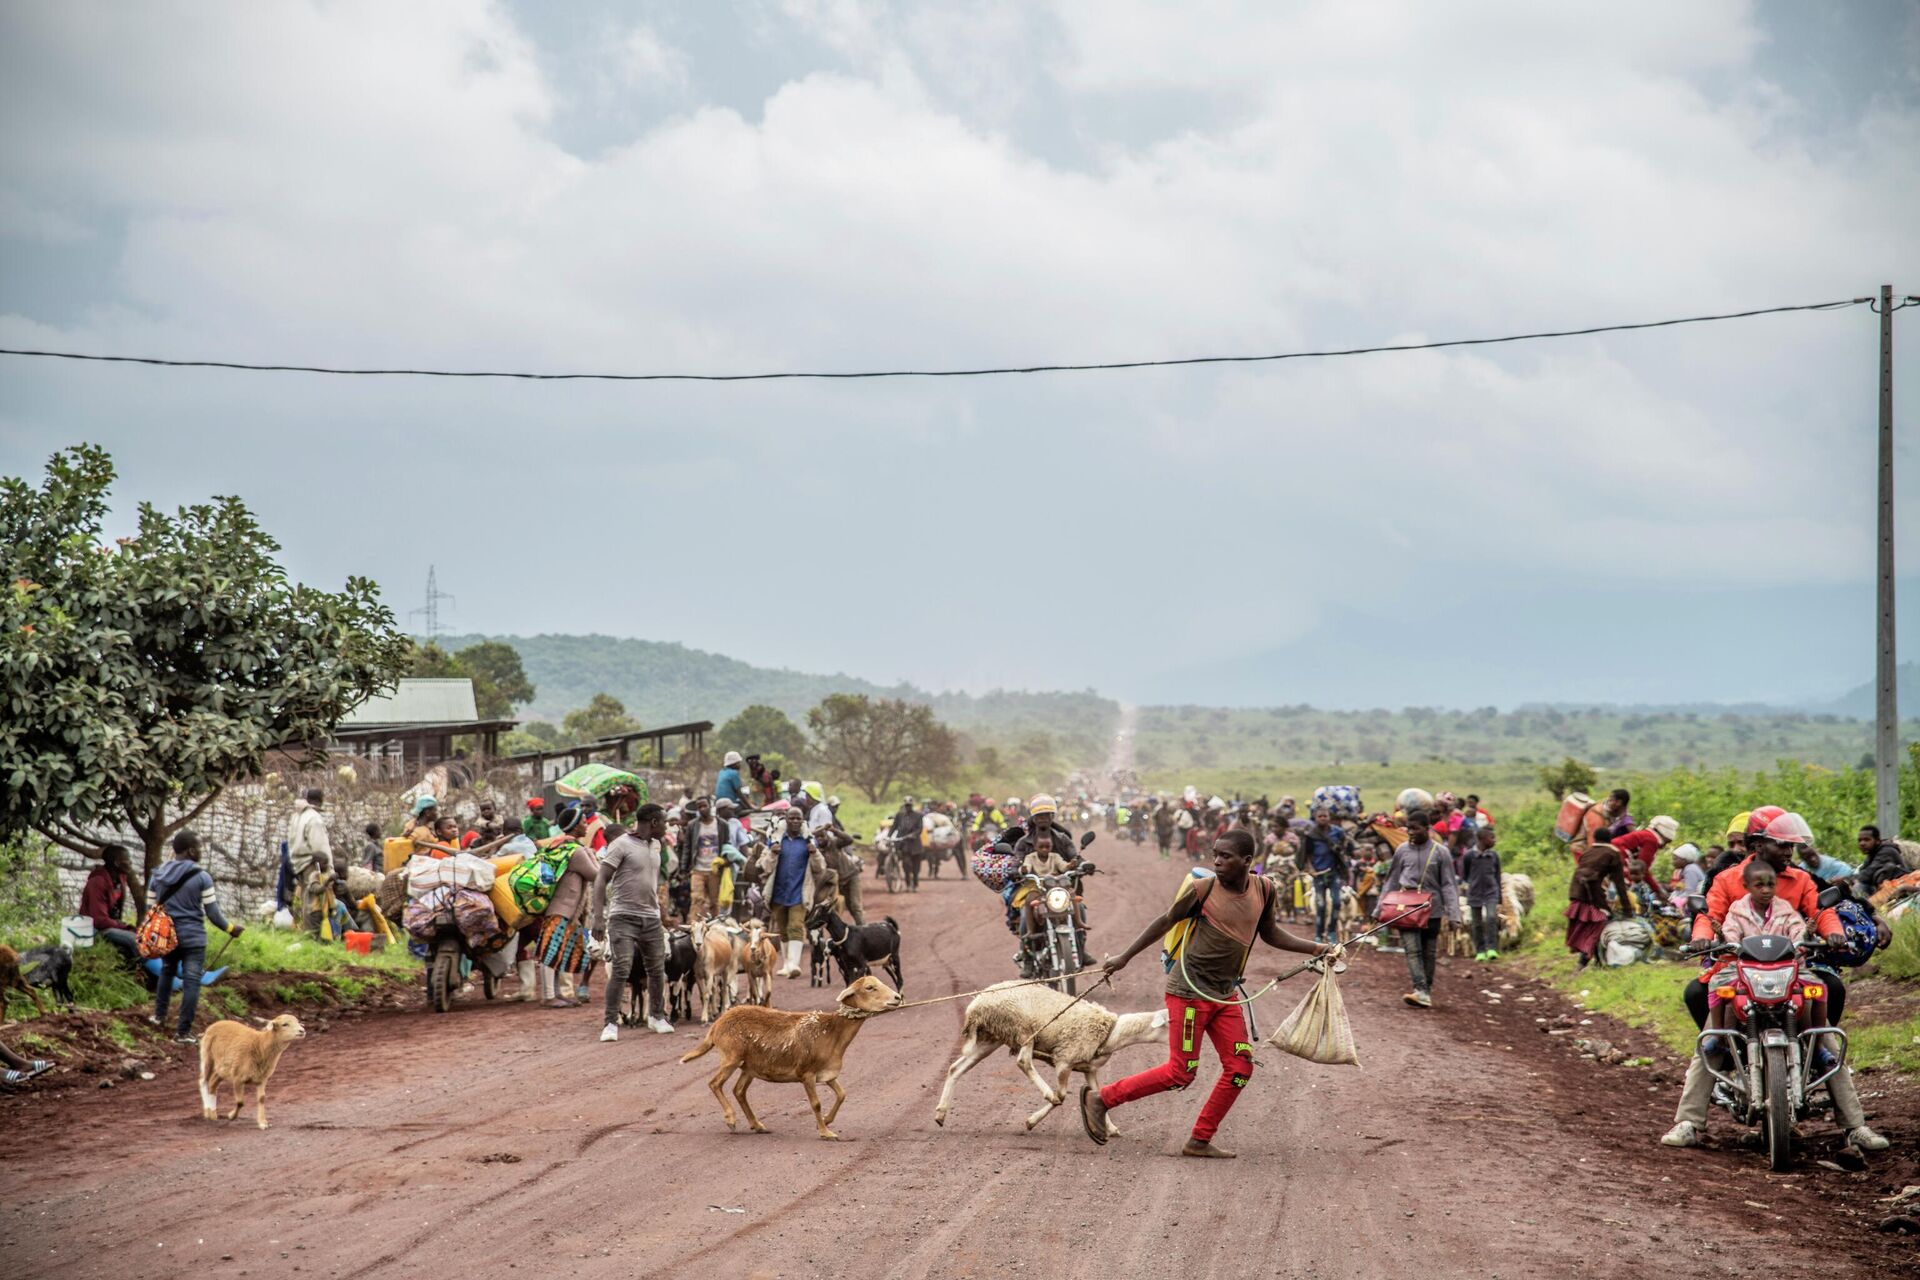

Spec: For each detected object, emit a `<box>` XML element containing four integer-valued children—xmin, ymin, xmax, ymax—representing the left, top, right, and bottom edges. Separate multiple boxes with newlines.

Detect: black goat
<box><xmin>805</xmin><ymin>903</ymin><xmax>902</xmax><ymax>993</ymax></box>
<box><xmin>21</xmin><ymin>946</ymin><xmax>74</xmax><ymax>1005</ymax></box>
<box><xmin>621</xmin><ymin>928</ymin><xmax>699</xmax><ymax>1026</ymax></box>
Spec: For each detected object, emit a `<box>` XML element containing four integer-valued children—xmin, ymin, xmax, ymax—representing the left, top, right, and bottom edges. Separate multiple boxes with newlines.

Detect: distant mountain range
<box><xmin>433</xmin><ymin>633</ymin><xmax>1119</xmax><ymax>761</ymax></box>
<box><xmin>433</xmin><ymin>632</ymin><xmax>1917</xmax><ymax>728</ymax></box>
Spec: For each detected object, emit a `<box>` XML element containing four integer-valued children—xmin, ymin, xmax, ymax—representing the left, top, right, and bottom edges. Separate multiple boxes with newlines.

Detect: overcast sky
<box><xmin>3</xmin><ymin>1</ymin><xmax>1918</xmax><ymax>709</ymax></box>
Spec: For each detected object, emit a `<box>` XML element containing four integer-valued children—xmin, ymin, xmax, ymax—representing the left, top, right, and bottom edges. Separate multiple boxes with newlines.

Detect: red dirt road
<box><xmin>4</xmin><ymin>836</ymin><xmax>1911</xmax><ymax>1279</ymax></box>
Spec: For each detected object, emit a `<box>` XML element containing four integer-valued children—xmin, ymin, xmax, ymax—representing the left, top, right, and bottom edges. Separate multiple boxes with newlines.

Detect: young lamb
<box><xmin>933</xmin><ymin>981</ymin><xmax>1169</xmax><ymax>1135</ymax></box>
<box><xmin>691</xmin><ymin>920</ymin><xmax>737</xmax><ymax>1024</ymax></box>
<box><xmin>679</xmin><ymin>975</ymin><xmax>899</xmax><ymax>1139</ymax></box>
<box><xmin>198</xmin><ymin>1014</ymin><xmax>306</xmax><ymax>1129</ymax></box>
<box><xmin>741</xmin><ymin>919</ymin><xmax>778</xmax><ymax>1007</ymax></box>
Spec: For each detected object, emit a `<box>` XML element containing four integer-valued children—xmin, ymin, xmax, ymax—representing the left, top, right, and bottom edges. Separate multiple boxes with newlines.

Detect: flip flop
<box><xmin>1079</xmin><ymin>1085</ymin><xmax>1109</xmax><ymax>1146</ymax></box>
<box><xmin>29</xmin><ymin>1059</ymin><xmax>52</xmax><ymax>1078</ymax></box>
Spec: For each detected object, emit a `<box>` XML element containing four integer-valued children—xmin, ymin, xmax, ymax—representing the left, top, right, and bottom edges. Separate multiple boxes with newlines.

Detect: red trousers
<box><xmin>1099</xmin><ymin>994</ymin><xmax>1254</xmax><ymax>1142</ymax></box>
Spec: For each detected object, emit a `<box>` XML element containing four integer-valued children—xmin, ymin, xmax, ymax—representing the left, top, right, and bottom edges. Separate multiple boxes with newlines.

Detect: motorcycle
<box><xmin>421</xmin><ymin>922</ymin><xmax>504</xmax><ymax>1014</ymax></box>
<box><xmin>1016</xmin><ymin>831</ymin><xmax>1099</xmax><ymax>995</ymax></box>
<box><xmin>1687</xmin><ymin>925</ymin><xmax>1846</xmax><ymax>1171</ymax></box>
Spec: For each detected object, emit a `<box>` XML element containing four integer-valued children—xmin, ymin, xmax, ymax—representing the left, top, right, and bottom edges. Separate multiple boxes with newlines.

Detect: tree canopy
<box><xmin>806</xmin><ymin>693</ymin><xmax>957</xmax><ymax>802</ymax></box>
<box><xmin>1</xmin><ymin>445</ymin><xmax>411</xmax><ymax>875</ymax></box>
<box><xmin>718</xmin><ymin>704</ymin><xmax>809</xmax><ymax>762</ymax></box>
<box><xmin>404</xmin><ymin>639</ymin><xmax>534</xmax><ymax>720</ymax></box>
<box><xmin>563</xmin><ymin>693</ymin><xmax>639</xmax><ymax>742</ymax></box>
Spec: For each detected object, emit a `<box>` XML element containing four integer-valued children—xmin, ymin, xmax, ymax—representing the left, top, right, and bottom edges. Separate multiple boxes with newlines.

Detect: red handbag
<box><xmin>1376</xmin><ymin>847</ymin><xmax>1440</xmax><ymax>929</ymax></box>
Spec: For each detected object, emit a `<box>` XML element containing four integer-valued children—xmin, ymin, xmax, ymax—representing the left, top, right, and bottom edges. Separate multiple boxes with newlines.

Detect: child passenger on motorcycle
<box><xmin>1702</xmin><ymin>861</ymin><xmax>1828</xmax><ymax>1052</ymax></box>
<box><xmin>1015</xmin><ymin>829</ymin><xmax>1090</xmax><ymax>967</ymax></box>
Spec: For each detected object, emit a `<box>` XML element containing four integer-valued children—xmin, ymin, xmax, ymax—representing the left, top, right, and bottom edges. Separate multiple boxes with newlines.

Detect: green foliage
<box><xmin>1538</xmin><ymin>756</ymin><xmax>1598</xmax><ymax>799</ymax></box>
<box><xmin>0</xmin><ymin>836</ymin><xmax>65</xmax><ymax>937</ymax></box>
<box><xmin>101</xmin><ymin>1018</ymin><xmax>138</xmax><ymax>1051</ymax></box>
<box><xmin>1</xmin><ymin>445</ymin><xmax>411</xmax><ymax>874</ymax></box>
<box><xmin>562</xmin><ymin>693</ymin><xmax>639</xmax><ymax>742</ymax></box>
<box><xmin>456</xmin><ymin>640</ymin><xmax>535</xmax><ymax>719</ymax></box>
<box><xmin>404</xmin><ymin>639</ymin><xmax>535</xmax><ymax>720</ymax></box>
<box><xmin>1871</xmin><ymin>914</ymin><xmax>1920</xmax><ymax>983</ymax></box>
<box><xmin>808</xmin><ymin>694</ymin><xmax>959</xmax><ymax>802</ymax></box>
<box><xmin>1134</xmin><ymin>703</ymin><xmax>1920</xmax><ymax>778</ymax></box>
<box><xmin>718</xmin><ymin>704</ymin><xmax>809</xmax><ymax>762</ymax></box>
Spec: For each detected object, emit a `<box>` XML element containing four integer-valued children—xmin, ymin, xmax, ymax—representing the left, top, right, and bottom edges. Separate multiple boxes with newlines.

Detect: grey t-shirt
<box><xmin>596</xmin><ymin>833</ymin><xmax>663</xmax><ymax>925</ymax></box>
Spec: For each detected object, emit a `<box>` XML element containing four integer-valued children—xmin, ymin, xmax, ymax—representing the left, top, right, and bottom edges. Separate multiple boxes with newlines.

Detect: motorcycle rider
<box><xmin>1662</xmin><ymin>809</ymin><xmax>1888</xmax><ymax>1151</ymax></box>
<box><xmin>887</xmin><ymin>797</ymin><xmax>923</xmax><ymax>890</ymax></box>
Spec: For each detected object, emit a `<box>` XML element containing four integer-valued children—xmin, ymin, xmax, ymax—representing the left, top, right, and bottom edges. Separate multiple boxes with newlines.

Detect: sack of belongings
<box><xmin>970</xmin><ymin>841</ymin><xmax>1021</xmax><ymax>893</ymax></box>
<box><xmin>1268</xmin><ymin>962</ymin><xmax>1359</xmax><ymax>1066</ymax></box>
<box><xmin>403</xmin><ymin>886</ymin><xmax>457</xmax><ymax>941</ymax></box>
<box><xmin>1312</xmin><ymin>785</ymin><xmax>1363</xmax><ymax>819</ymax></box>
<box><xmin>1599</xmin><ymin>916</ymin><xmax>1655</xmax><ymax>968</ymax></box>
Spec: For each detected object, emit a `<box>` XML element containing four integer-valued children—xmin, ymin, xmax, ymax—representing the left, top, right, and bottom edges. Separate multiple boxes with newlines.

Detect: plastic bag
<box><xmin>272</xmin><ymin>907</ymin><xmax>296</xmax><ymax>930</ymax></box>
<box><xmin>1267</xmin><ymin>966</ymin><xmax>1359</xmax><ymax>1066</ymax></box>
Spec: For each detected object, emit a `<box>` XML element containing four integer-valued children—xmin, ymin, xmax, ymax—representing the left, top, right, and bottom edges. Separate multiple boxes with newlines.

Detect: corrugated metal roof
<box><xmin>340</xmin><ymin>678</ymin><xmax>478</xmax><ymax>726</ymax></box>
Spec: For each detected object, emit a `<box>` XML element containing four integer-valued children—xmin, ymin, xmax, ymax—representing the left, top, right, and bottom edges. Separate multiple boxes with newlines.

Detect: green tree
<box><xmin>1</xmin><ymin>445</ymin><xmax>410</xmax><ymax>878</ymax></box>
<box><xmin>407</xmin><ymin>641</ymin><xmax>466</xmax><ymax>679</ymax></box>
<box><xmin>806</xmin><ymin>694</ymin><xmax>958</xmax><ymax>802</ymax></box>
<box><xmin>457</xmin><ymin>640</ymin><xmax>535</xmax><ymax>719</ymax></box>
<box><xmin>563</xmin><ymin>693</ymin><xmax>639</xmax><ymax>742</ymax></box>
<box><xmin>718</xmin><ymin>704</ymin><xmax>809</xmax><ymax>761</ymax></box>
<box><xmin>1538</xmin><ymin>756</ymin><xmax>1598</xmax><ymax>800</ymax></box>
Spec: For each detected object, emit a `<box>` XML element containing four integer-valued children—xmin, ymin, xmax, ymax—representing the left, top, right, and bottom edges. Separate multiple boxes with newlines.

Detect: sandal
<box><xmin>543</xmin><ymin>999</ymin><xmax>576</xmax><ymax>1009</ymax></box>
<box><xmin>29</xmin><ymin>1059</ymin><xmax>52</xmax><ymax>1078</ymax></box>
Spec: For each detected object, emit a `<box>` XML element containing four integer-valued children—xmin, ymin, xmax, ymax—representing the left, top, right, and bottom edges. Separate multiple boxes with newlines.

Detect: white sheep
<box><xmin>933</xmin><ymin>981</ymin><xmax>1169</xmax><ymax>1134</ymax></box>
<box><xmin>198</xmin><ymin>1014</ymin><xmax>306</xmax><ymax>1129</ymax></box>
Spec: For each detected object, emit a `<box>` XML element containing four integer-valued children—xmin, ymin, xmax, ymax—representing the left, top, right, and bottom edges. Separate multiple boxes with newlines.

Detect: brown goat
<box><xmin>691</xmin><ymin>920</ymin><xmax>737</xmax><ymax>1024</ymax></box>
<box><xmin>679</xmin><ymin>975</ymin><xmax>899</xmax><ymax>1139</ymax></box>
<box><xmin>198</xmin><ymin>1014</ymin><xmax>306</xmax><ymax>1129</ymax></box>
<box><xmin>0</xmin><ymin>944</ymin><xmax>50</xmax><ymax>1021</ymax></box>
<box><xmin>741</xmin><ymin>919</ymin><xmax>778</xmax><ymax>1007</ymax></box>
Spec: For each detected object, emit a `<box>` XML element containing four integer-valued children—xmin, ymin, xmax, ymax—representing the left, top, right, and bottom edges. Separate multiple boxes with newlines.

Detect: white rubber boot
<box><xmin>515</xmin><ymin>959</ymin><xmax>538</xmax><ymax>1003</ymax></box>
<box><xmin>781</xmin><ymin>940</ymin><xmax>803</xmax><ymax>978</ymax></box>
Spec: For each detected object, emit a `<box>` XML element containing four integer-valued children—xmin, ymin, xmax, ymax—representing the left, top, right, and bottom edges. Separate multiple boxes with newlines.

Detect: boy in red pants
<box><xmin>1084</xmin><ymin>829</ymin><xmax>1337</xmax><ymax>1157</ymax></box>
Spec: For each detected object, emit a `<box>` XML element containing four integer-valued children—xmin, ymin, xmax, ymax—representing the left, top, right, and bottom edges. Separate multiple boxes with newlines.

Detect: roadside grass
<box><xmin>1</xmin><ymin>922</ymin><xmax>415</xmax><ymax>1025</ymax></box>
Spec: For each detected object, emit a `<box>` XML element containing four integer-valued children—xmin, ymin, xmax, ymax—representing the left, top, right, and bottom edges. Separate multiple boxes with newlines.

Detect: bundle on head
<box><xmin>679</xmin><ymin>975</ymin><xmax>899</xmax><ymax>1140</ymax></box>
<box><xmin>198</xmin><ymin>1014</ymin><xmax>307</xmax><ymax>1130</ymax></box>
<box><xmin>933</xmin><ymin>981</ymin><xmax>1169</xmax><ymax>1134</ymax></box>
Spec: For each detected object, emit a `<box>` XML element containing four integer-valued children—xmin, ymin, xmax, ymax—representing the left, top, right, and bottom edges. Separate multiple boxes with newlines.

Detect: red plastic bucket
<box><xmin>343</xmin><ymin>931</ymin><xmax>373</xmax><ymax>955</ymax></box>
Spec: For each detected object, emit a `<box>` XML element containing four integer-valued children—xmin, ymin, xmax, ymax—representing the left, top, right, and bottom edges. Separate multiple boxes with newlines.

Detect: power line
<box><xmin>0</xmin><ymin>296</ymin><xmax>1890</xmax><ymax>384</ymax></box>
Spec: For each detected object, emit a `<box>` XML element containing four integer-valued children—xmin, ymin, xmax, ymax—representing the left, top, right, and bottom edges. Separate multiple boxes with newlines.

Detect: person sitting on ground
<box><xmin>1796</xmin><ymin>842</ymin><xmax>1856</xmax><ymax>885</ymax></box>
<box><xmin>1</xmin><ymin>1038</ymin><xmax>54</xmax><ymax>1089</ymax></box>
<box><xmin>1670</xmin><ymin>843</ymin><xmax>1707</xmax><ymax>899</ymax></box>
<box><xmin>79</xmin><ymin>843</ymin><xmax>143</xmax><ymax>969</ymax></box>
<box><xmin>1854</xmin><ymin>825</ymin><xmax>1908</xmax><ymax>898</ymax></box>
<box><xmin>360</xmin><ymin>821</ymin><xmax>383</xmax><ymax>871</ymax></box>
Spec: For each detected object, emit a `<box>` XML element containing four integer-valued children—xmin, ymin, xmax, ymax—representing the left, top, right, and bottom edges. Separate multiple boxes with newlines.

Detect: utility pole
<box><xmin>1876</xmin><ymin>284</ymin><xmax>1899</xmax><ymax>836</ymax></box>
<box><xmin>409</xmin><ymin>565</ymin><xmax>456</xmax><ymax>643</ymax></box>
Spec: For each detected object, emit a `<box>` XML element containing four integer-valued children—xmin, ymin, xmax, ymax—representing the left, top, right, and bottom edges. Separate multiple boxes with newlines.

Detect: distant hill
<box><xmin>434</xmin><ymin>633</ymin><xmax>1120</xmax><ymax>764</ymax></box>
<box><xmin>1809</xmin><ymin>662</ymin><xmax>1920</xmax><ymax>720</ymax></box>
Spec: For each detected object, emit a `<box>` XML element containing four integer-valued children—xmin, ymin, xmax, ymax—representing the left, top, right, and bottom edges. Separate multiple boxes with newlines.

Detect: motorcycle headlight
<box><xmin>1045</xmin><ymin>887</ymin><xmax>1073</xmax><ymax>914</ymax></box>
<box><xmin>1738</xmin><ymin>965</ymin><xmax>1795</xmax><ymax>1001</ymax></box>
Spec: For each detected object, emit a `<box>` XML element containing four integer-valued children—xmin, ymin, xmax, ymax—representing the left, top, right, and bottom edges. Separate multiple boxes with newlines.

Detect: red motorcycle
<box><xmin>1690</xmin><ymin>933</ymin><xmax>1846</xmax><ymax>1170</ymax></box>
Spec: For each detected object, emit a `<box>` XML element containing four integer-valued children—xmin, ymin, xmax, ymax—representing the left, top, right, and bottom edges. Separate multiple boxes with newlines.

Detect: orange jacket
<box><xmin>1691</xmin><ymin>855</ymin><xmax>1839</xmax><ymax>942</ymax></box>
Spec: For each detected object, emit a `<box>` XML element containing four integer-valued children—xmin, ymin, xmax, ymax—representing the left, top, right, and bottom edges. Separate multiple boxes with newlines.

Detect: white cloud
<box><xmin>0</xmin><ymin>0</ymin><xmax>1914</xmax><ymax>700</ymax></box>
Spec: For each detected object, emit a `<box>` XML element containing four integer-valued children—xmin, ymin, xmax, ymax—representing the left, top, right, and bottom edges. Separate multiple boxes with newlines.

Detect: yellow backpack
<box><xmin>1161</xmin><ymin>869</ymin><xmax>1216</xmax><ymax>971</ymax></box>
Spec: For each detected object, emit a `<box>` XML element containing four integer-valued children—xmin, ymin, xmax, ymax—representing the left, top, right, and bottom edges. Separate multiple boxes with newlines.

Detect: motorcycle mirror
<box><xmin>1079</xmin><ymin>831</ymin><xmax>1097</xmax><ymax>849</ymax></box>
<box><xmin>1685</xmin><ymin>894</ymin><xmax>1708</xmax><ymax>920</ymax></box>
<box><xmin>1816</xmin><ymin>883</ymin><xmax>1848</xmax><ymax>909</ymax></box>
